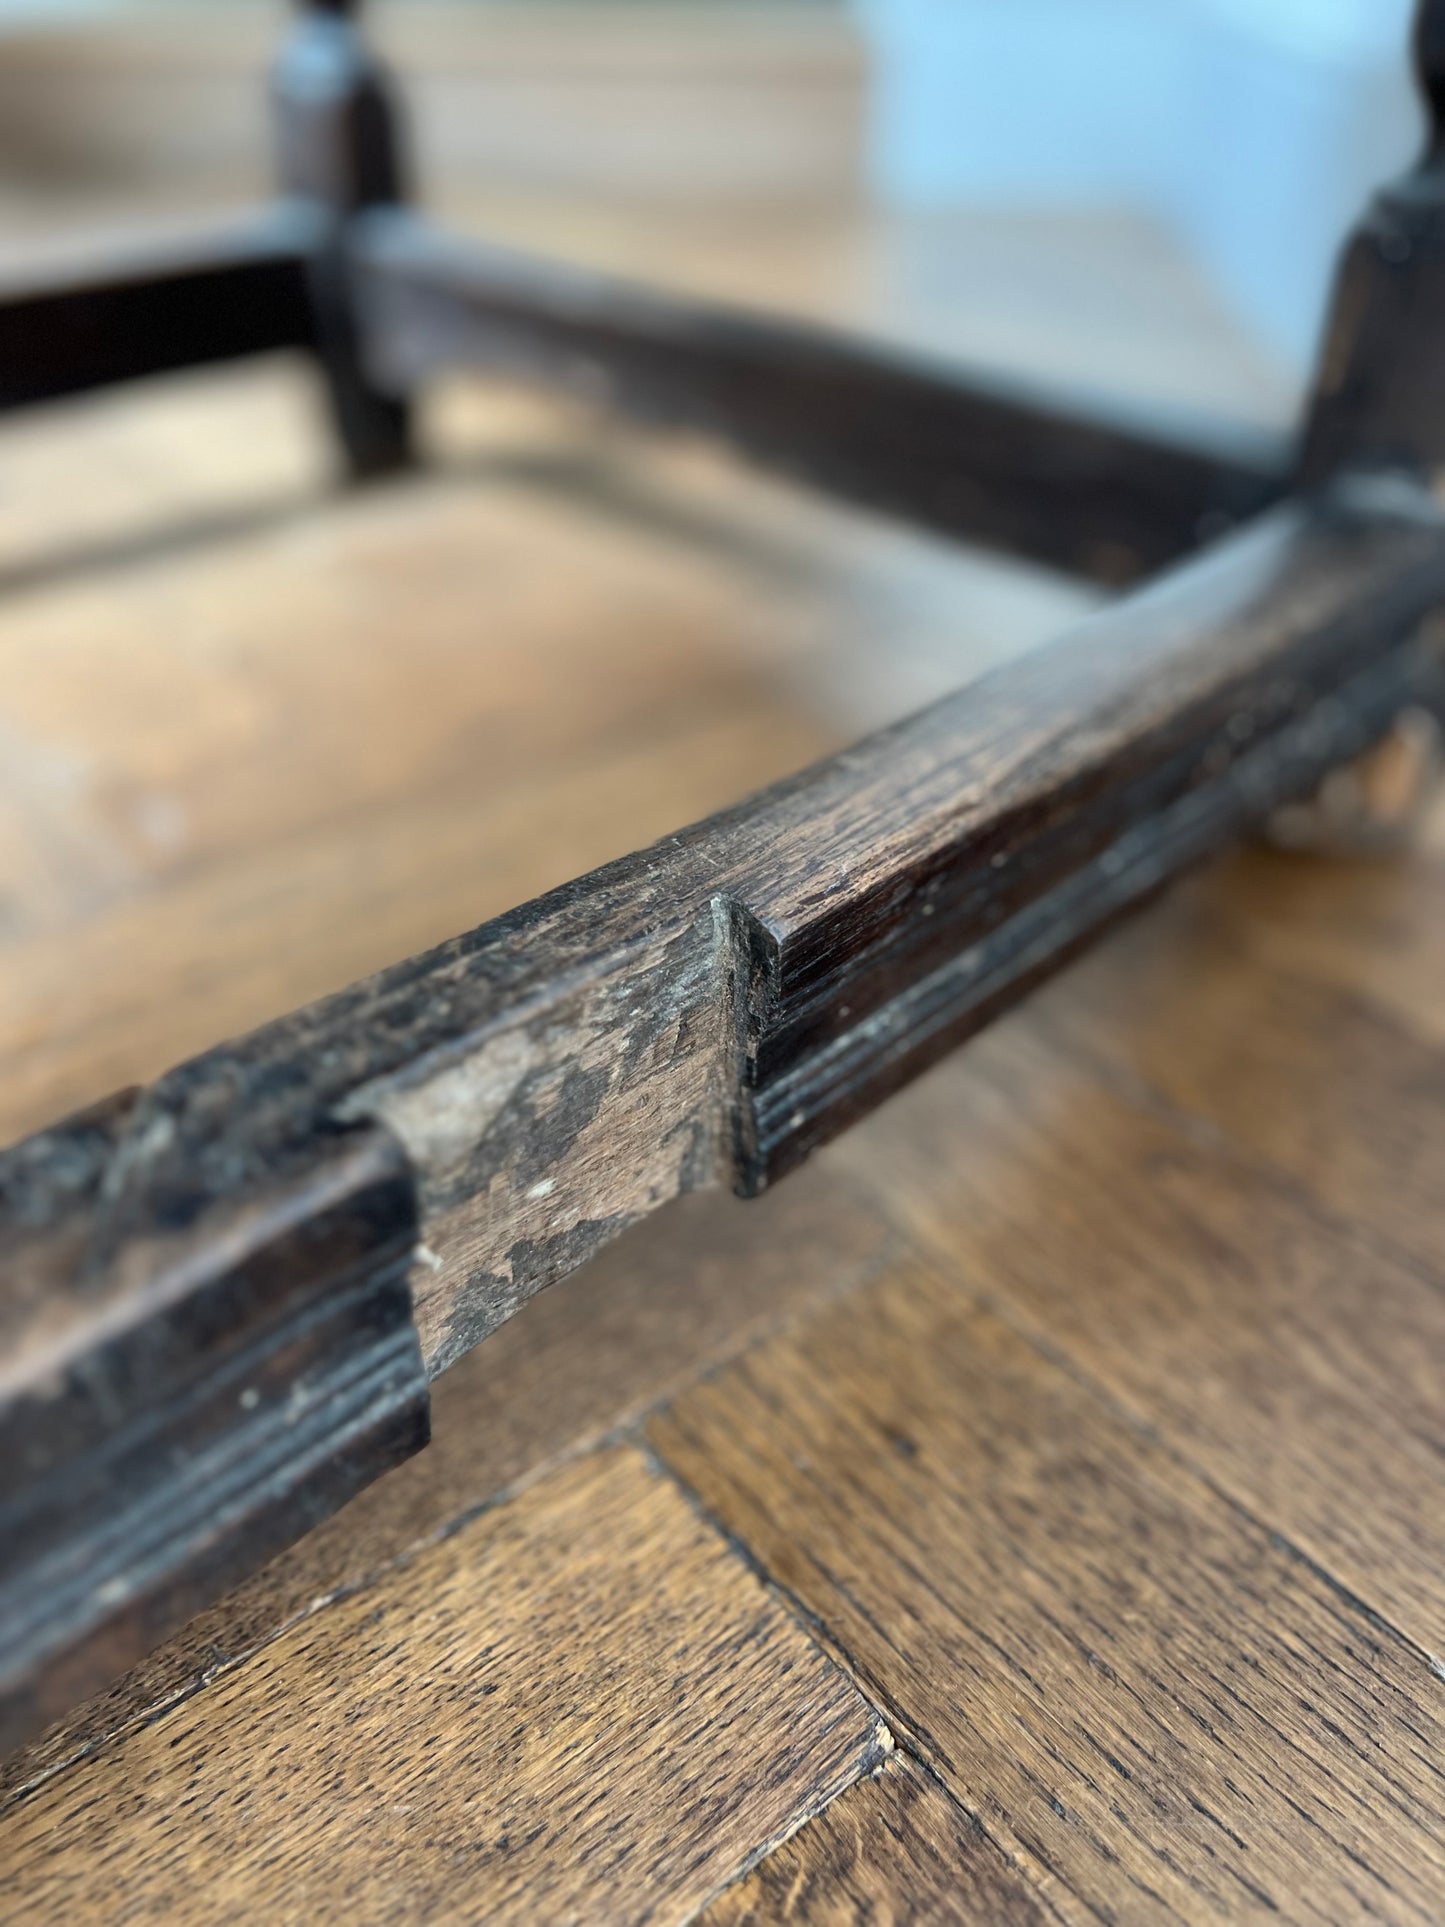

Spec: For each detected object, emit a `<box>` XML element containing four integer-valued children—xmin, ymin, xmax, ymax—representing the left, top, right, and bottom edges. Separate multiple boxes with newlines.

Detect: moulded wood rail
<box><xmin>5</xmin><ymin>0</ymin><xmax>1445</xmax><ymax>1770</ymax></box>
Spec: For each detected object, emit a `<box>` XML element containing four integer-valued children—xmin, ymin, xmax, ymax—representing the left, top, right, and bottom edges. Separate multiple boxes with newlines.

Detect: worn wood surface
<box><xmin>10</xmin><ymin>818</ymin><xmax>1445</xmax><ymax>1917</ymax></box>
<box><xmin>0</xmin><ymin>1119</ymin><xmax>427</xmax><ymax>1753</ymax></box>
<box><xmin>10</xmin><ymin>477</ymin><xmax>1443</xmax><ymax>1394</ymax></box>
<box><xmin>6</xmin><ymin>460</ymin><xmax>1441</xmax><ymax>1744</ymax></box>
<box><xmin>0</xmin><ymin>15</ymin><xmax>1337</xmax><ymax>1655</ymax></box>
<box><xmin>0</xmin><ymin>1162</ymin><xmax>895</xmax><ymax>1809</ymax></box>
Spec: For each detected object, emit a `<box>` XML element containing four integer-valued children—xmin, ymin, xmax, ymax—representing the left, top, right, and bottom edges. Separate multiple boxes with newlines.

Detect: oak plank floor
<box><xmin>1186</xmin><ymin>827</ymin><xmax>1445</xmax><ymax>1051</ymax></box>
<box><xmin>650</xmin><ymin>1263</ymin><xmax>1445</xmax><ymax>1924</ymax></box>
<box><xmin>1</xmin><ymin>1447</ymin><xmax>889</xmax><ymax>1923</ymax></box>
<box><xmin>1040</xmin><ymin>856</ymin><xmax>1445</xmax><ymax>1278</ymax></box>
<box><xmin>700</xmin><ymin>1758</ymin><xmax>1051</xmax><ymax>1926</ymax></box>
<box><xmin>826</xmin><ymin>1015</ymin><xmax>1445</xmax><ymax>1660</ymax></box>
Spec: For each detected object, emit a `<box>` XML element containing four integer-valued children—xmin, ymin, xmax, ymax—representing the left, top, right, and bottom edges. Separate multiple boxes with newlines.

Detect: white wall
<box><xmin>857</xmin><ymin>0</ymin><xmax>1422</xmax><ymax>372</ymax></box>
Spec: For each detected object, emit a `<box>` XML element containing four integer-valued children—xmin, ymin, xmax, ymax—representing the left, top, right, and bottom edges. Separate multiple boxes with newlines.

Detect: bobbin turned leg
<box><xmin>1301</xmin><ymin>0</ymin><xmax>1445</xmax><ymax>485</ymax></box>
<box><xmin>1268</xmin><ymin>0</ymin><xmax>1445</xmax><ymax>852</ymax></box>
<box><xmin>273</xmin><ymin>0</ymin><xmax>411</xmax><ymax>477</ymax></box>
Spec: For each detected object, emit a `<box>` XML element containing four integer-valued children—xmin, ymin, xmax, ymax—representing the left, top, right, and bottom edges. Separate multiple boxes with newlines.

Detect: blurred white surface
<box><xmin>858</xmin><ymin>0</ymin><xmax>1422</xmax><ymax>372</ymax></box>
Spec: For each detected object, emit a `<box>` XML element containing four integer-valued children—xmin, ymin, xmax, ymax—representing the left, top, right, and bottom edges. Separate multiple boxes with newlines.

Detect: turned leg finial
<box><xmin>1299</xmin><ymin>0</ymin><xmax>1445</xmax><ymax>485</ymax></box>
<box><xmin>273</xmin><ymin>0</ymin><xmax>412</xmax><ymax>477</ymax></box>
<box><xmin>274</xmin><ymin>0</ymin><xmax>407</xmax><ymax>213</ymax></box>
<box><xmin>1275</xmin><ymin>6</ymin><xmax>1445</xmax><ymax>851</ymax></box>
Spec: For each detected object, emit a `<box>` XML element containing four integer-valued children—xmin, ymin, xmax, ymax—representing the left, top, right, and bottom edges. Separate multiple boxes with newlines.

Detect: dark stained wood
<box><xmin>825</xmin><ymin>1015</ymin><xmax>1445</xmax><ymax>1657</ymax></box>
<box><xmin>352</xmin><ymin>208</ymin><xmax>1286</xmax><ymax>586</ymax></box>
<box><xmin>720</xmin><ymin>481</ymin><xmax>1445</xmax><ymax>1196</ymax></box>
<box><xmin>702</xmin><ymin>1756</ymin><xmax>1053</xmax><ymax>1926</ymax></box>
<box><xmin>0</xmin><ymin>211</ymin><xmax>315</xmax><ymax>412</ymax></box>
<box><xmin>1300</xmin><ymin>0</ymin><xmax>1445</xmax><ymax>483</ymax></box>
<box><xmin>0</xmin><ymin>1119</ymin><xmax>426</xmax><ymax>1756</ymax></box>
<box><xmin>649</xmin><ymin>1260</ymin><xmax>1445</xmax><ymax>1925</ymax></box>
<box><xmin>272</xmin><ymin>0</ymin><xmax>407</xmax><ymax>214</ymax></box>
<box><xmin>272</xmin><ymin>0</ymin><xmax>412</xmax><ymax>475</ymax></box>
<box><xmin>0</xmin><ymin>1446</ymin><xmax>890</xmax><ymax>1924</ymax></box>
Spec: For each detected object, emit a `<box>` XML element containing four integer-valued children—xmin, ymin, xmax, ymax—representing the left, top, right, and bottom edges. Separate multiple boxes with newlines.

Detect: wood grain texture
<box><xmin>824</xmin><ymin>1013</ymin><xmax>1445</xmax><ymax>1658</ymax></box>
<box><xmin>701</xmin><ymin>1756</ymin><xmax>1053</xmax><ymax>1926</ymax></box>
<box><xmin>0</xmin><ymin>1120</ymin><xmax>427</xmax><ymax>1756</ymax></box>
<box><xmin>0</xmin><ymin>1162</ymin><xmax>894</xmax><ymax>1809</ymax></box>
<box><xmin>5</xmin><ymin>469</ymin><xmax>1445</xmax><ymax>1738</ymax></box>
<box><xmin>649</xmin><ymin>1260</ymin><xmax>1445</xmax><ymax>1925</ymax></box>
<box><xmin>6</xmin><ymin>100</ymin><xmax>1445</xmax><ymax>1913</ymax></box>
<box><xmin>720</xmin><ymin>481</ymin><xmax>1445</xmax><ymax>1195</ymax></box>
<box><xmin>0</xmin><ymin>1445</ymin><xmax>890</xmax><ymax>1924</ymax></box>
<box><xmin>0</xmin><ymin>403</ymin><xmax>847</xmax><ymax>1141</ymax></box>
<box><xmin>1041</xmin><ymin>877</ymin><xmax>1445</xmax><ymax>1278</ymax></box>
<box><xmin>10</xmin><ymin>476</ymin><xmax>1445</xmax><ymax>1380</ymax></box>
<box><xmin>1161</xmin><ymin>829</ymin><xmax>1445</xmax><ymax>1052</ymax></box>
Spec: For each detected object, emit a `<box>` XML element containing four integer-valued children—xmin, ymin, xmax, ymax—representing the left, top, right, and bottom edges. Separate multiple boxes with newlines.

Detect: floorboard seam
<box><xmin>675</xmin><ymin>1725</ymin><xmax>896</xmax><ymax>1927</ymax></box>
<box><xmin>641</xmin><ymin>1434</ymin><xmax>1079</xmax><ymax>1927</ymax></box>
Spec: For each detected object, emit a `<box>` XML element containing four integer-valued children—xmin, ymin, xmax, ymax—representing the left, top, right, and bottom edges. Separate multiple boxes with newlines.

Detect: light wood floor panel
<box><xmin>1197</xmin><ymin>829</ymin><xmax>1445</xmax><ymax>1052</ymax></box>
<box><xmin>1044</xmin><ymin>874</ymin><xmax>1445</xmax><ymax>1279</ymax></box>
<box><xmin>649</xmin><ymin>1263</ymin><xmax>1445</xmax><ymax>1926</ymax></box>
<box><xmin>0</xmin><ymin>1446</ymin><xmax>889</xmax><ymax>1925</ymax></box>
<box><xmin>825</xmin><ymin>1016</ymin><xmax>1445</xmax><ymax>1659</ymax></box>
<box><xmin>701</xmin><ymin>1757</ymin><xmax>1052</xmax><ymax>1926</ymax></box>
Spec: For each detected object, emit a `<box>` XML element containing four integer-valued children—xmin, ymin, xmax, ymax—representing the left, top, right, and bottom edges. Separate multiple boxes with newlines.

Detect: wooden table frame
<box><xmin>3</xmin><ymin>0</ymin><xmax>1444</xmax><ymax>1754</ymax></box>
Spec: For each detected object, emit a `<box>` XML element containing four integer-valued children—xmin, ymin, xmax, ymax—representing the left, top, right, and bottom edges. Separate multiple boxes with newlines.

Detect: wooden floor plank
<box><xmin>0</xmin><ymin>1445</ymin><xmax>888</xmax><ymax>1925</ymax></box>
<box><xmin>0</xmin><ymin>1166</ymin><xmax>896</xmax><ymax>1808</ymax></box>
<box><xmin>1042</xmin><ymin>870</ymin><xmax>1445</xmax><ymax>1279</ymax></box>
<box><xmin>824</xmin><ymin>1016</ymin><xmax>1445</xmax><ymax>1659</ymax></box>
<box><xmin>0</xmin><ymin>383</ymin><xmax>863</xmax><ymax>1141</ymax></box>
<box><xmin>1202</xmin><ymin>816</ymin><xmax>1445</xmax><ymax>1052</ymax></box>
<box><xmin>649</xmin><ymin>1261</ymin><xmax>1445</xmax><ymax>1926</ymax></box>
<box><xmin>700</xmin><ymin>1756</ymin><xmax>1053</xmax><ymax>1926</ymax></box>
